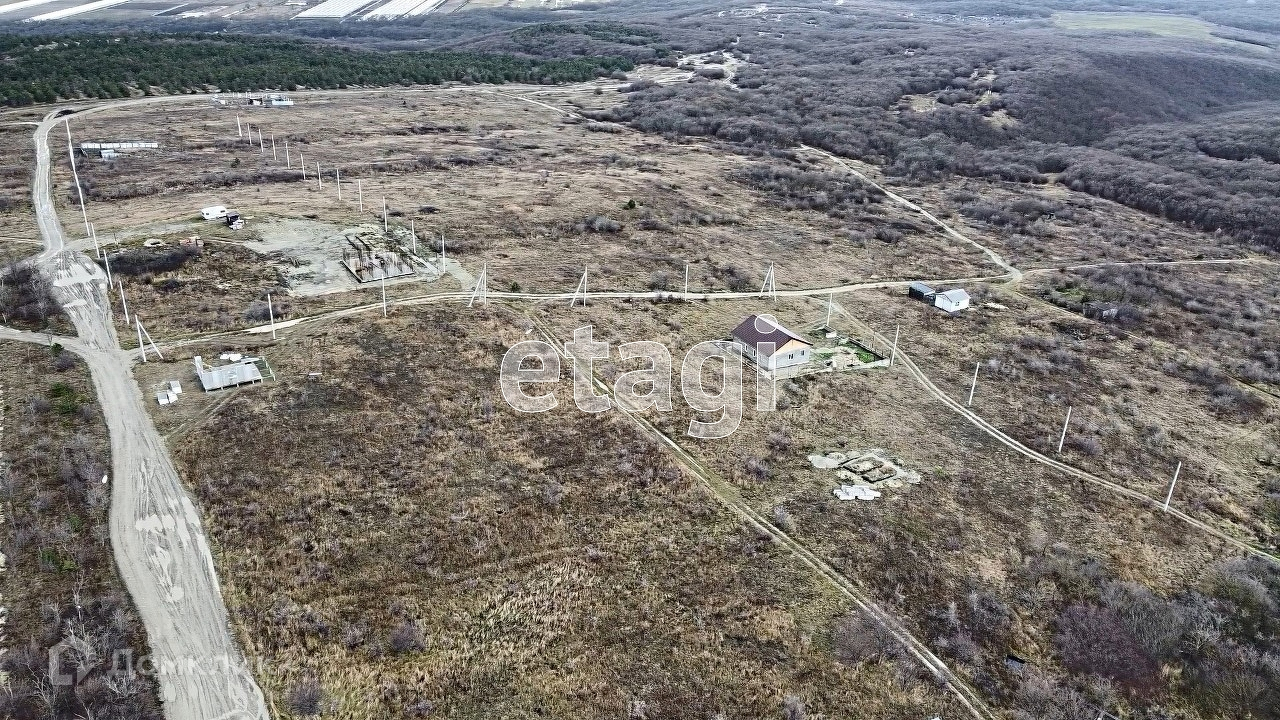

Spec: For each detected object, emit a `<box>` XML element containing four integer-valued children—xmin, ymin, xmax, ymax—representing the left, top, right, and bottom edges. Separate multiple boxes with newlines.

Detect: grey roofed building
<box><xmin>193</xmin><ymin>355</ymin><xmax>264</xmax><ymax>391</ymax></box>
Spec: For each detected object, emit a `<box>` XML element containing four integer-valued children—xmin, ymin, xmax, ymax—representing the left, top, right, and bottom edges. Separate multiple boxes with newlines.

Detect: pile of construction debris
<box><xmin>808</xmin><ymin>448</ymin><xmax>922</xmax><ymax>502</ymax></box>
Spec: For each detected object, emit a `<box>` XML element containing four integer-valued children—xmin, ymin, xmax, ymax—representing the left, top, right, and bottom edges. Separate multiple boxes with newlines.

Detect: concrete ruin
<box><xmin>341</xmin><ymin>235</ymin><xmax>415</xmax><ymax>283</ymax></box>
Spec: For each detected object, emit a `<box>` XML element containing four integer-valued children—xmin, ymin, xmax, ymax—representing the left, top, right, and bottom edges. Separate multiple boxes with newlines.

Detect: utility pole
<box><xmin>357</xmin><ymin>180</ymin><xmax>363</xmax><ymax>212</ymax></box>
<box><xmin>136</xmin><ymin>318</ymin><xmax>146</xmax><ymax>362</ymax></box>
<box><xmin>967</xmin><ymin>362</ymin><xmax>979</xmax><ymax>407</ymax></box>
<box><xmin>285</xmin><ymin>140</ymin><xmax>290</xmax><ymax>168</ymax></box>
<box><xmin>889</xmin><ymin>324</ymin><xmax>900</xmax><ymax>367</ymax></box>
<box><xmin>382</xmin><ymin>198</ymin><xmax>388</xmax><ymax>232</ymax></box>
<box><xmin>102</xmin><ymin>250</ymin><xmax>112</xmax><ymax>287</ymax></box>
<box><xmin>90</xmin><ymin>223</ymin><xmax>100</xmax><ymax>259</ymax></box>
<box><xmin>468</xmin><ymin>263</ymin><xmax>488</xmax><ymax>307</ymax></box>
<box><xmin>236</xmin><ymin>116</ymin><xmax>243</xmax><ymax>138</ymax></box>
<box><xmin>335</xmin><ymin>167</ymin><xmax>341</xmax><ymax>200</ymax></box>
<box><xmin>118</xmin><ymin>279</ymin><xmax>129</xmax><ymax>325</ymax></box>
<box><xmin>316</xmin><ymin>162</ymin><xmax>322</xmax><ymax>190</ymax></box>
<box><xmin>300</xmin><ymin>152</ymin><xmax>306</xmax><ymax>181</ymax></box>
<box><xmin>258</xmin><ymin>127</ymin><xmax>264</xmax><ymax>153</ymax></box>
<box><xmin>266</xmin><ymin>292</ymin><xmax>276</xmax><ymax>339</ymax></box>
<box><xmin>381</xmin><ymin>276</ymin><xmax>387</xmax><ymax>318</ymax></box>
<box><xmin>1057</xmin><ymin>406</ymin><xmax>1073</xmax><ymax>453</ymax></box>
<box><xmin>759</xmin><ymin>262</ymin><xmax>776</xmax><ymax>302</ymax></box>
<box><xmin>825</xmin><ymin>292</ymin><xmax>833</xmax><ymax>329</ymax></box>
<box><xmin>570</xmin><ymin>266</ymin><xmax>588</xmax><ymax>307</ymax></box>
<box><xmin>1163</xmin><ymin>461</ymin><xmax>1182</xmax><ymax>512</ymax></box>
<box><xmin>684</xmin><ymin>263</ymin><xmax>689</xmax><ymax>297</ymax></box>
<box><xmin>271</xmin><ymin>134</ymin><xmax>277</xmax><ymax>161</ymax></box>
<box><xmin>65</xmin><ymin>120</ymin><xmax>90</xmax><ymax>237</ymax></box>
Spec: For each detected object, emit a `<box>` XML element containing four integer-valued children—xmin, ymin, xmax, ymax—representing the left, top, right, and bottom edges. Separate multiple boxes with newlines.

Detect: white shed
<box><xmin>934</xmin><ymin>289</ymin><xmax>971</xmax><ymax>313</ymax></box>
<box><xmin>201</xmin><ymin>205</ymin><xmax>228</xmax><ymax>221</ymax></box>
<box><xmin>731</xmin><ymin>314</ymin><xmax>813</xmax><ymax>372</ymax></box>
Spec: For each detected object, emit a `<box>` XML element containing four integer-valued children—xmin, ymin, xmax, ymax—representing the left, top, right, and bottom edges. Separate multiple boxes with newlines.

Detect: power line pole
<box><xmin>1057</xmin><ymin>406</ymin><xmax>1073</xmax><ymax>453</ymax></box>
<box><xmin>468</xmin><ymin>263</ymin><xmax>488</xmax><ymax>307</ymax></box>
<box><xmin>1163</xmin><ymin>461</ymin><xmax>1182</xmax><ymax>512</ymax></box>
<box><xmin>266</xmin><ymin>292</ymin><xmax>276</xmax><ymax>339</ymax></box>
<box><xmin>570</xmin><ymin>266</ymin><xmax>588</xmax><ymax>307</ymax></box>
<box><xmin>759</xmin><ymin>262</ymin><xmax>776</xmax><ymax>301</ymax></box>
<box><xmin>271</xmin><ymin>134</ymin><xmax>277</xmax><ymax>161</ymax></box>
<box><xmin>967</xmin><ymin>362</ymin><xmax>979</xmax><ymax>407</ymax></box>
<box><xmin>889</xmin><ymin>324</ymin><xmax>900</xmax><ymax>367</ymax></box>
<box><xmin>65</xmin><ymin>120</ymin><xmax>90</xmax><ymax>237</ymax></box>
<box><xmin>118</xmin><ymin>279</ymin><xmax>129</xmax><ymax>325</ymax></box>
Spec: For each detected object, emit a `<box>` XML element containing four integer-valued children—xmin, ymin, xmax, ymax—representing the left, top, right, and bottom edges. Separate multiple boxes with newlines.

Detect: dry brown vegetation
<box><xmin>163</xmin><ymin>305</ymin><xmax>967</xmax><ymax>719</ymax></box>
<box><xmin>58</xmin><ymin>91</ymin><xmax>995</xmax><ymax>302</ymax></box>
<box><xmin>0</xmin><ymin>341</ymin><xmax>161</xmax><ymax>719</ymax></box>
<box><xmin>536</xmin><ymin>293</ymin><xmax>1279</xmax><ymax>717</ymax></box>
<box><xmin>58</xmin><ymin>77</ymin><xmax>1280</xmax><ymax>719</ymax></box>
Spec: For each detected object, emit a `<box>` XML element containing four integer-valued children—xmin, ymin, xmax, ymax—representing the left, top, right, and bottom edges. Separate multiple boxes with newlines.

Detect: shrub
<box><xmin>388</xmin><ymin>620</ymin><xmax>425</xmax><ymax>654</ymax></box>
<box><xmin>287</xmin><ymin>677</ymin><xmax>324</xmax><ymax>716</ymax></box>
<box><xmin>1054</xmin><ymin>604</ymin><xmax>1159</xmax><ymax>695</ymax></box>
<box><xmin>832</xmin><ymin>613</ymin><xmax>894</xmax><ymax>665</ymax></box>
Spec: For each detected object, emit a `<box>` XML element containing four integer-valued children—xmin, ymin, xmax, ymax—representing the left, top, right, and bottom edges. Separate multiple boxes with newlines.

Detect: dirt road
<box><xmin>30</xmin><ymin>110</ymin><xmax>269</xmax><ymax>720</ymax></box>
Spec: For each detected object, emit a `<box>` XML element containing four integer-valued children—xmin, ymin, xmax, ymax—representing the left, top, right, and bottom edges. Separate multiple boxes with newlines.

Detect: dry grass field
<box><xmin>534</xmin><ymin>292</ymin><xmax>1273</xmax><ymax>716</ymax></box>
<box><xmin>57</xmin><ymin>90</ymin><xmax>994</xmax><ymax>309</ymax></box>
<box><xmin>59</xmin><ymin>78</ymin><xmax>1280</xmax><ymax>718</ymax></box>
<box><xmin>157</xmin><ymin>305</ymin><xmax>968</xmax><ymax>719</ymax></box>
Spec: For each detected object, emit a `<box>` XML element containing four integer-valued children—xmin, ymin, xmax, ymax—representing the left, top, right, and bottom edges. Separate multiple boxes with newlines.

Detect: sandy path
<box><xmin>30</xmin><ymin>108</ymin><xmax>269</xmax><ymax>720</ymax></box>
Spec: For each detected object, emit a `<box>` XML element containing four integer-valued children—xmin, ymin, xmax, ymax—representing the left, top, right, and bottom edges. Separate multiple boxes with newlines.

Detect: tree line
<box><xmin>0</xmin><ymin>33</ymin><xmax>633</xmax><ymax>107</ymax></box>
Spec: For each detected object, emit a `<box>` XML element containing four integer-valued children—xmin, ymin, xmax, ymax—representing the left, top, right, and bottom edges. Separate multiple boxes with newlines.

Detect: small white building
<box><xmin>201</xmin><ymin>205</ymin><xmax>228</xmax><ymax>221</ymax></box>
<box><xmin>194</xmin><ymin>355</ymin><xmax>264</xmax><ymax>392</ymax></box>
<box><xmin>731</xmin><ymin>314</ymin><xmax>813</xmax><ymax>372</ymax></box>
<box><xmin>934</xmin><ymin>289</ymin><xmax>971</xmax><ymax>313</ymax></box>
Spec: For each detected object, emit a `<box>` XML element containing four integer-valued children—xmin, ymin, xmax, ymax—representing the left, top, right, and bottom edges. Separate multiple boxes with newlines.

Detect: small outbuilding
<box><xmin>193</xmin><ymin>355</ymin><xmax>264</xmax><ymax>392</ymax></box>
<box><xmin>731</xmin><ymin>314</ymin><xmax>813</xmax><ymax>372</ymax></box>
<box><xmin>934</xmin><ymin>289</ymin><xmax>971</xmax><ymax>313</ymax></box>
<box><xmin>907</xmin><ymin>282</ymin><xmax>936</xmax><ymax>302</ymax></box>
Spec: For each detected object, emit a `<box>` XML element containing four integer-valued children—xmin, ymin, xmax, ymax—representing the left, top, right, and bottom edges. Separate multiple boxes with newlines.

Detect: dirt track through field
<box><xmin>27</xmin><ymin>108</ymin><xmax>269</xmax><ymax>720</ymax></box>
